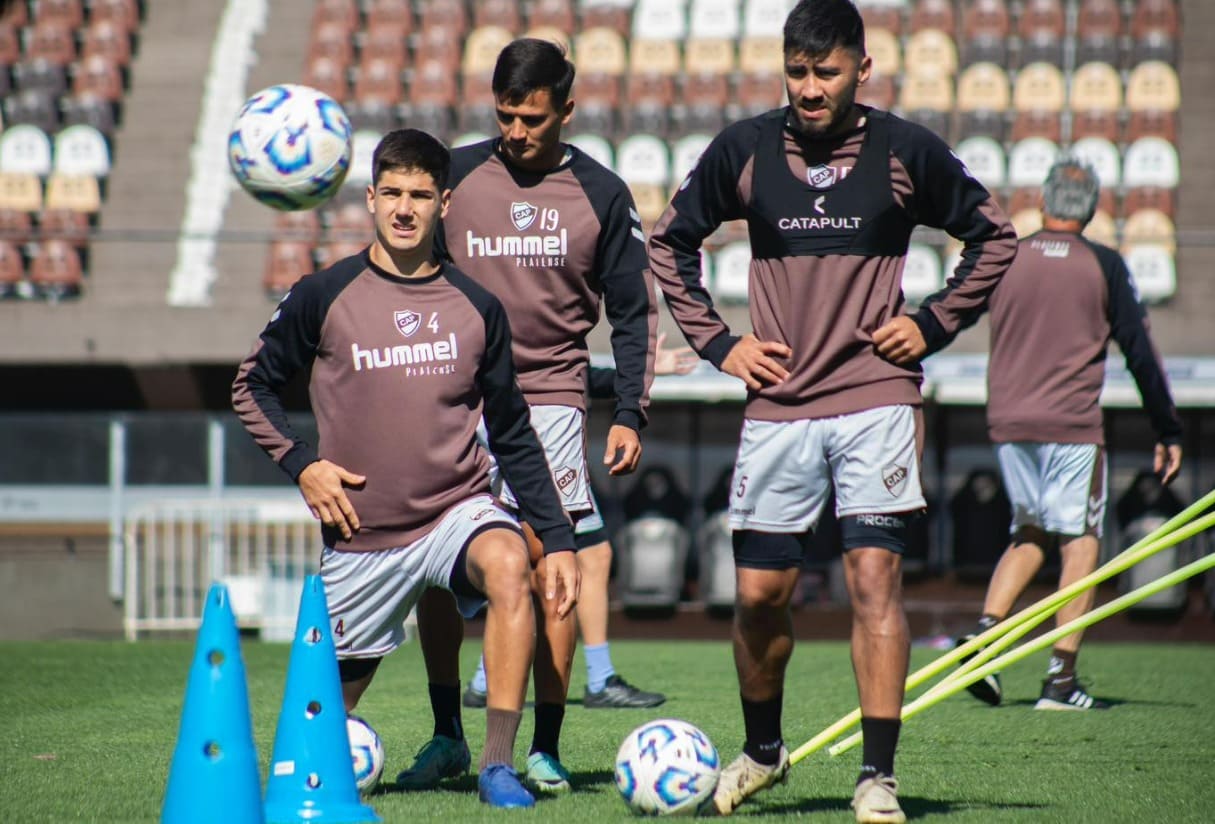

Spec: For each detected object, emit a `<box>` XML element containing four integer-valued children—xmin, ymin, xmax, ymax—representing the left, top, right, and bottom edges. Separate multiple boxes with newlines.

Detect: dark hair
<box><xmin>371</xmin><ymin>128</ymin><xmax>450</xmax><ymax>189</ymax></box>
<box><xmin>783</xmin><ymin>0</ymin><xmax>866</xmax><ymax>59</ymax></box>
<box><xmin>491</xmin><ymin>38</ymin><xmax>576</xmax><ymax>109</ymax></box>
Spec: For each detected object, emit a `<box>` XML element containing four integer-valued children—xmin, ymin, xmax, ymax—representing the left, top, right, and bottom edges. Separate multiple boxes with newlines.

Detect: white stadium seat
<box><xmin>631</xmin><ymin>0</ymin><xmax>688</xmax><ymax>41</ymax></box>
<box><xmin>901</xmin><ymin>243</ymin><xmax>943</xmax><ymax>304</ymax></box>
<box><xmin>52</xmin><ymin>125</ymin><xmax>112</xmax><ymax>178</ymax></box>
<box><xmin>743</xmin><ymin>0</ymin><xmax>796</xmax><ymax>36</ymax></box>
<box><xmin>954</xmin><ymin>136</ymin><xmax>1006</xmax><ymax>190</ymax></box>
<box><xmin>1068</xmin><ymin>136</ymin><xmax>1121</xmax><ymax>189</ymax></box>
<box><xmin>568</xmin><ymin>132</ymin><xmax>615</xmax><ymax>172</ymax></box>
<box><xmin>713</xmin><ymin>240</ymin><xmax>750</xmax><ymax>303</ymax></box>
<box><xmin>0</xmin><ymin>124</ymin><xmax>53</xmax><ymax>178</ymax></box>
<box><xmin>670</xmin><ymin>132</ymin><xmax>713</xmax><ymax>183</ymax></box>
<box><xmin>1122</xmin><ymin>243</ymin><xmax>1176</xmax><ymax>304</ymax></box>
<box><xmin>616</xmin><ymin>134</ymin><xmax>671</xmax><ymax>186</ymax></box>
<box><xmin>689</xmin><ymin>0</ymin><xmax>741</xmax><ymax>40</ymax></box>
<box><xmin>1007</xmin><ymin>137</ymin><xmax>1061</xmax><ymax>188</ymax></box>
<box><xmin>1122</xmin><ymin>137</ymin><xmax>1180</xmax><ymax>189</ymax></box>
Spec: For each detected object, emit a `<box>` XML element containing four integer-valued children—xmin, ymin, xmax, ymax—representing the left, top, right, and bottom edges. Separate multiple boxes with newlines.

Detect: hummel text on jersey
<box><xmin>351</xmin><ymin>333</ymin><xmax>459</xmax><ymax>372</ymax></box>
<box><xmin>777</xmin><ymin>216</ymin><xmax>862</xmax><ymax>231</ymax></box>
<box><xmin>465</xmin><ymin>228</ymin><xmax>569</xmax><ymax>267</ymax></box>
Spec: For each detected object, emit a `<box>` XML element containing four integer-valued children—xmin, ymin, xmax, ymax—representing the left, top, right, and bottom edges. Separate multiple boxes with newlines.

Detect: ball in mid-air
<box><xmin>228</xmin><ymin>83</ymin><xmax>352</xmax><ymax>211</ymax></box>
<box><xmin>346</xmin><ymin>714</ymin><xmax>385</xmax><ymax>793</ymax></box>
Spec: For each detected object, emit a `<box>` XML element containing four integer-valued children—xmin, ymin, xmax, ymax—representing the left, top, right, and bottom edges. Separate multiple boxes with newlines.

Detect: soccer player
<box><xmin>399</xmin><ymin>38</ymin><xmax>660</xmax><ymax>795</ymax></box>
<box><xmin>646</xmin><ymin>1</ymin><xmax>1017</xmax><ymax>820</ymax></box>
<box><xmin>231</xmin><ymin>129</ymin><xmax>579</xmax><ymax>810</ymax></box>
<box><xmin>959</xmin><ymin>157</ymin><xmax>1183</xmax><ymax>711</ymax></box>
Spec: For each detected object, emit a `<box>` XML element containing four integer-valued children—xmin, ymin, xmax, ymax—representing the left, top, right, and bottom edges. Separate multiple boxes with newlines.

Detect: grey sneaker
<box><xmin>709</xmin><ymin>747</ymin><xmax>790</xmax><ymax>816</ymax></box>
<box><xmin>395</xmin><ymin>735</ymin><xmax>471</xmax><ymax>790</ymax></box>
<box><xmin>1034</xmin><ymin>678</ymin><xmax>1110</xmax><ymax>711</ymax></box>
<box><xmin>462</xmin><ymin>684</ymin><xmax>487</xmax><ymax>709</ymax></box>
<box><xmin>584</xmin><ymin>675</ymin><xmax>666</xmax><ymax>709</ymax></box>
<box><xmin>956</xmin><ymin>633</ymin><xmax>1002</xmax><ymax>706</ymax></box>
<box><xmin>852</xmin><ymin>773</ymin><xmax>906</xmax><ymax>823</ymax></box>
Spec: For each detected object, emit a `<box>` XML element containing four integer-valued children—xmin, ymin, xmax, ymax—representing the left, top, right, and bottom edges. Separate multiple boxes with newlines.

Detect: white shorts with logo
<box><xmin>478</xmin><ymin>404</ymin><xmax>593</xmax><ymax>516</ymax></box>
<box><xmin>728</xmin><ymin>404</ymin><xmax>926</xmax><ymax>532</ymax></box>
<box><xmin>320</xmin><ymin>494</ymin><xmax>520</xmax><ymax>659</ymax></box>
<box><xmin>996</xmin><ymin>442</ymin><xmax>1107</xmax><ymax>538</ymax></box>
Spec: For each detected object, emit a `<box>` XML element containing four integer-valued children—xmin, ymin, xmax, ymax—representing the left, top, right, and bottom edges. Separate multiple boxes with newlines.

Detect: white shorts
<box><xmin>996</xmin><ymin>442</ymin><xmax>1107</xmax><ymax>538</ymax></box>
<box><xmin>728</xmin><ymin>405</ymin><xmax>926</xmax><ymax>533</ymax></box>
<box><xmin>478</xmin><ymin>404</ymin><xmax>593</xmax><ymax>516</ymax></box>
<box><xmin>319</xmin><ymin>495</ymin><xmax>520</xmax><ymax>659</ymax></box>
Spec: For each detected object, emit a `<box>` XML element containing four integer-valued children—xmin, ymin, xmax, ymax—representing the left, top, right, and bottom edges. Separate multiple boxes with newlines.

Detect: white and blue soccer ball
<box><xmin>228</xmin><ymin>83</ymin><xmax>352</xmax><ymax>211</ymax></box>
<box><xmin>615</xmin><ymin>719</ymin><xmax>720</xmax><ymax>816</ymax></box>
<box><xmin>346</xmin><ymin>715</ymin><xmax>385</xmax><ymax>793</ymax></box>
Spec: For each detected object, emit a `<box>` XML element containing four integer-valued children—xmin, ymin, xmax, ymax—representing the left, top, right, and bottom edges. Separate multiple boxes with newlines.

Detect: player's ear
<box><xmin>439</xmin><ymin>188</ymin><xmax>451</xmax><ymax>219</ymax></box>
<box><xmin>857</xmin><ymin>53</ymin><xmax>873</xmax><ymax>85</ymax></box>
<box><xmin>365</xmin><ymin>183</ymin><xmax>375</xmax><ymax>214</ymax></box>
<box><xmin>560</xmin><ymin>97</ymin><xmax>575</xmax><ymax>126</ymax></box>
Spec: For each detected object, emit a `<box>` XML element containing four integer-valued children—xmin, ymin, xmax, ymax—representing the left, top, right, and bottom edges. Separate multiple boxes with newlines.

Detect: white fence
<box><xmin>123</xmin><ymin>499</ymin><xmax>317</xmax><ymax>640</ymax></box>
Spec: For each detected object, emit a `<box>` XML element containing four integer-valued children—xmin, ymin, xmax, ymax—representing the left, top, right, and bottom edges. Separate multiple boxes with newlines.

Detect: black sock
<box><xmin>1047</xmin><ymin>648</ymin><xmax>1078</xmax><ymax>683</ymax></box>
<box><xmin>741</xmin><ymin>693</ymin><xmax>784</xmax><ymax>765</ymax></box>
<box><xmin>977</xmin><ymin>613</ymin><xmax>1002</xmax><ymax>632</ymax></box>
<box><xmin>428</xmin><ymin>682</ymin><xmax>463</xmax><ymax>741</ymax></box>
<box><xmin>530</xmin><ymin>702</ymin><xmax>565</xmax><ymax>761</ymax></box>
<box><xmin>859</xmin><ymin>717</ymin><xmax>900</xmax><ymax>780</ymax></box>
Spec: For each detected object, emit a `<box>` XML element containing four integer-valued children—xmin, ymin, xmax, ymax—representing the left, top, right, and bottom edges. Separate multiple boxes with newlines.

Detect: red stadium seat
<box><xmin>274</xmin><ymin>210</ymin><xmax>322</xmax><ymax>245</ymax></box>
<box><xmin>0</xmin><ymin>23</ymin><xmax>19</xmax><ymax>65</ymax></box>
<box><xmin>39</xmin><ymin>207</ymin><xmax>90</xmax><ymax>252</ymax></box>
<box><xmin>1077</xmin><ymin>0</ymin><xmax>1123</xmax><ymax>65</ymax></box>
<box><xmin>27</xmin><ymin>19</ymin><xmax>77</xmax><ymax>67</ymax></box>
<box><xmin>909</xmin><ymin>0</ymin><xmax>955</xmax><ymax>35</ymax></box>
<box><xmin>354</xmin><ymin>57</ymin><xmax>403</xmax><ymax>107</ymax></box>
<box><xmin>414</xmin><ymin>24</ymin><xmax>463</xmax><ymax>72</ymax></box>
<box><xmin>474</xmin><ymin>0</ymin><xmax>521</xmax><ymax>32</ymax></box>
<box><xmin>529</xmin><ymin>0</ymin><xmax>575</xmax><ymax>31</ymax></box>
<box><xmin>82</xmin><ymin>20</ymin><xmax>134</xmax><ymax>69</ymax></box>
<box><xmin>360</xmin><ymin>24</ymin><xmax>409</xmax><ymax>69</ymax></box>
<box><xmin>311</xmin><ymin>0</ymin><xmax>359</xmax><ymax>35</ymax></box>
<box><xmin>0</xmin><ymin>0</ymin><xmax>28</xmax><ymax>27</ymax></box>
<box><xmin>264</xmin><ymin>241</ymin><xmax>315</xmax><ymax>300</ymax></box>
<box><xmin>73</xmin><ymin>55</ymin><xmax>125</xmax><ymax>103</ymax></box>
<box><xmin>34</xmin><ymin>0</ymin><xmax>85</xmax><ymax>30</ymax></box>
<box><xmin>309</xmin><ymin>21</ymin><xmax>356</xmax><ymax>68</ymax></box>
<box><xmin>0</xmin><ymin>239</ymin><xmax>23</xmax><ymax>299</ymax></box>
<box><xmin>418</xmin><ymin>0</ymin><xmax>468</xmax><ymax>38</ymax></box>
<box><xmin>366</xmin><ymin>0</ymin><xmax>414</xmax><ymax>37</ymax></box>
<box><xmin>303</xmin><ymin>56</ymin><xmax>350</xmax><ymax>103</ymax></box>
<box><xmin>580</xmin><ymin>1</ymin><xmax>631</xmax><ymax>35</ymax></box>
<box><xmin>860</xmin><ymin>3</ymin><xmax>903</xmax><ymax>37</ymax></box>
<box><xmin>28</xmin><ymin>238</ymin><xmax>84</xmax><ymax>300</ymax></box>
<box><xmin>89</xmin><ymin>0</ymin><xmax>141</xmax><ymax>34</ymax></box>
<box><xmin>0</xmin><ymin>207</ymin><xmax>33</xmax><ymax>245</ymax></box>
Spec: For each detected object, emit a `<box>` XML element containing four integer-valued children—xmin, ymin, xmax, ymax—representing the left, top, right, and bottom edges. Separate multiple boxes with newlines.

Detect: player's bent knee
<box><xmin>466</xmin><ymin>528</ymin><xmax>531</xmax><ymax>596</ymax></box>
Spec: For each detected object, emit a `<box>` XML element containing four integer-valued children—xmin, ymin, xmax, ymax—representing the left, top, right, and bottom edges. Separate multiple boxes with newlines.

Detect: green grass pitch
<box><xmin>1</xmin><ymin>638</ymin><xmax>1213</xmax><ymax>822</ymax></box>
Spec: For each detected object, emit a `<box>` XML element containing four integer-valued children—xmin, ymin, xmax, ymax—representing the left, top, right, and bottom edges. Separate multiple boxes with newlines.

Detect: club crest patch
<box><xmin>394</xmin><ymin>310</ymin><xmax>421</xmax><ymax>338</ymax></box>
<box><xmin>511</xmin><ymin>201</ymin><xmax>537</xmax><ymax>231</ymax></box>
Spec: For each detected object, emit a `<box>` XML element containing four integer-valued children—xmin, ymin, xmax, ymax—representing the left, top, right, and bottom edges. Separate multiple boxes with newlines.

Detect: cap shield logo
<box><xmin>882</xmin><ymin>464</ymin><xmax>908</xmax><ymax>498</ymax></box>
<box><xmin>510</xmin><ymin>201</ymin><xmax>537</xmax><ymax>231</ymax></box>
<box><xmin>807</xmin><ymin>164</ymin><xmax>838</xmax><ymax>189</ymax></box>
<box><xmin>394</xmin><ymin>310</ymin><xmax>421</xmax><ymax>338</ymax></box>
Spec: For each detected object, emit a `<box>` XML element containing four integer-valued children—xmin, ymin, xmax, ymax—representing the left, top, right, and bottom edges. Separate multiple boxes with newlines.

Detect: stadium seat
<box><xmin>81</xmin><ymin>19</ymin><xmax>134</xmax><ymax>71</ymax></box>
<box><xmin>1003</xmin><ymin>186</ymin><xmax>1041</xmax><ymax>219</ymax></box>
<box><xmin>616</xmin><ymin>134</ymin><xmax>671</xmax><ymax>187</ymax></box>
<box><xmin>1010</xmin><ymin>207</ymin><xmax>1043</xmax><ymax>238</ymax></box>
<box><xmin>13</xmin><ymin>60</ymin><xmax>69</xmax><ymax>98</ymax></box>
<box><xmin>1009</xmin><ymin>109</ymin><xmax>1062</xmax><ymax>144</ymax></box>
<box><xmin>1012</xmin><ymin>62</ymin><xmax>1066</xmax><ymax>114</ymax></box>
<box><xmin>0</xmin><ymin>0</ymin><xmax>27</xmax><ymax>27</ymax></box>
<box><xmin>90</xmin><ymin>0</ymin><xmax>140</xmax><ymax>34</ymax></box>
<box><xmin>0</xmin><ymin>172</ymin><xmax>43</xmax><ymax>214</ymax></box>
<box><xmin>354</xmin><ymin>58</ymin><xmax>403</xmax><ymax>107</ymax></box>
<box><xmin>1077</xmin><ymin>0</ymin><xmax>1123</xmax><ymax>66</ymax></box>
<box><xmin>463</xmin><ymin>26</ymin><xmax>515</xmax><ymax>77</ymax></box>
<box><xmin>264</xmin><ymin>241</ymin><xmax>314</xmax><ymax>300</ymax></box>
<box><xmin>309</xmin><ymin>21</ymin><xmax>355</xmax><ymax>68</ymax></box>
<box><xmin>39</xmin><ymin>207</ymin><xmax>90</xmax><ymax>260</ymax></box>
<box><xmin>684</xmin><ymin>38</ymin><xmax>736</xmax><ymax>76</ymax></box>
<box><xmin>0</xmin><ymin>23</ymin><xmax>18</xmax><ymax>65</ymax></box>
<box><xmin>52</xmin><ymin>125</ymin><xmax>112</xmax><ymax>179</ymax></box>
<box><xmin>1017</xmin><ymin>0</ymin><xmax>1066</xmax><ymax>67</ymax></box>
<box><xmin>28</xmin><ymin>238</ymin><xmax>84</xmax><ymax>300</ymax></box>
<box><xmin>567</xmin><ymin>133</ymin><xmax>615</xmax><ymax>171</ymax></box>
<box><xmin>0</xmin><ymin>239</ymin><xmax>24</xmax><ymax>299</ymax></box>
<box><xmin>528</xmin><ymin>0</ymin><xmax>575</xmax><ymax>31</ymax></box>
<box><xmin>955</xmin><ymin>62</ymin><xmax>1010</xmax><ymax>141</ymax></box>
<box><xmin>866</xmin><ymin>27</ymin><xmax>901</xmax><ymax>77</ymax></box>
<box><xmin>1070</xmin><ymin>62</ymin><xmax>1122</xmax><ymax>114</ymax></box>
<box><xmin>696</xmin><ymin>511</ymin><xmax>736</xmax><ymax>610</ymax></box>
<box><xmin>1121</xmin><ymin>185</ymin><xmax>1175</xmax><ymax>220</ymax></box>
<box><xmin>903</xmin><ymin>29</ymin><xmax>958</xmax><ymax>77</ymax></box>
<box><xmin>625</xmin><ymin>73</ymin><xmax>676</xmax><ymax>136</ymax></box>
<box><xmin>689</xmin><ymin>0</ymin><xmax>741</xmax><ymax>40</ymax></box>
<box><xmin>580</xmin><ymin>1</ymin><xmax>632</xmax><ymax>35</ymax></box>
<box><xmin>683</xmin><ymin>74</ymin><xmax>730</xmax><ymax>134</ymax></box>
<box><xmin>960</xmin><ymin>0</ymin><xmax>1009</xmax><ymax>66</ymax></box>
<box><xmin>1122</xmin><ymin>137</ymin><xmax>1179</xmax><ymax>189</ymax></box>
<box><xmin>713</xmin><ymin>241</ymin><xmax>750</xmax><ymax>304</ymax></box>
<box><xmin>1007</xmin><ymin>137</ymin><xmax>1060</xmax><ymax>189</ymax></box>
<box><xmin>473</xmin><ymin>0</ymin><xmax>520</xmax><ymax>31</ymax></box>
<box><xmin>348</xmin><ymin>100</ymin><xmax>398</xmax><ymax>133</ymax></box>
<box><xmin>360</xmin><ymin>24</ymin><xmax>409</xmax><ymax>67</ymax></box>
<box><xmin>859</xmin><ymin>2</ymin><xmax>904</xmax><ymax>37</ymax></box>
<box><xmin>0</xmin><ymin>206</ymin><xmax>33</xmax><ymax>245</ymax></box>
<box><xmin>632</xmin><ymin>0</ymin><xmax>688</xmax><ymax>41</ymax></box>
<box><xmin>901</xmin><ymin>243</ymin><xmax>943</xmax><ymax>304</ymax></box>
<box><xmin>273</xmin><ymin>210</ymin><xmax>322</xmax><ymax>245</ymax></box>
<box><xmin>43</xmin><ymin>173</ymin><xmax>101</xmax><ymax>215</ymax></box>
<box><xmin>738</xmin><ymin>35</ymin><xmax>783</xmax><ymax>74</ymax></box>
<box><xmin>26</xmin><ymin>19</ymin><xmax>77</xmax><ymax>66</ymax></box>
<box><xmin>5</xmin><ymin>89</ymin><xmax>59</xmax><ymax>134</ymax></box>
<box><xmin>1068</xmin><ymin>136</ymin><xmax>1121</xmax><ymax>190</ymax></box>
<box><xmin>629</xmin><ymin>38</ymin><xmax>682</xmax><ymax>77</ymax></box>
<box><xmin>897</xmin><ymin>72</ymin><xmax>953</xmax><ymax>138</ymax></box>
<box><xmin>418</xmin><ymin>0</ymin><xmax>468</xmax><ymax>37</ymax></box>
<box><xmin>327</xmin><ymin>201</ymin><xmax>374</xmax><ymax>242</ymax></box>
<box><xmin>737</xmin><ymin>70</ymin><xmax>785</xmax><ymax>115</ymax></box>
<box><xmin>311</xmin><ymin>0</ymin><xmax>359</xmax><ymax>34</ymax></box>
<box><xmin>909</xmin><ymin>0</ymin><xmax>955</xmax><ymax>35</ymax></box>
<box><xmin>743</xmin><ymin>0</ymin><xmax>791</xmax><ymax>37</ymax></box>
<box><xmin>857</xmin><ymin>74</ymin><xmax>896</xmax><ymax>110</ymax></box>
<box><xmin>1125</xmin><ymin>109</ymin><xmax>1178</xmax><ymax>145</ymax></box>
<box><xmin>615</xmin><ymin>516</ymin><xmax>691</xmax><ymax>610</ymax></box>
<box><xmin>0</xmin><ymin>125</ymin><xmax>53</xmax><ymax>178</ymax></box>
<box><xmin>954</xmin><ymin>136</ymin><xmax>1006</xmax><ymax>191</ymax></box>
<box><xmin>1083</xmin><ymin>209</ymin><xmax>1118</xmax><ymax>247</ymax></box>
<box><xmin>304</xmin><ymin>55</ymin><xmax>350</xmax><ymax>102</ymax></box>
<box><xmin>1071</xmin><ymin>110</ymin><xmax>1122</xmax><ymax>144</ymax></box>
<box><xmin>523</xmin><ymin>25</ymin><xmax>571</xmax><ymax>53</ymax></box>
<box><xmin>1125</xmin><ymin>61</ymin><xmax>1181</xmax><ymax>113</ymax></box>
<box><xmin>73</xmin><ymin>55</ymin><xmax>125</xmax><ymax>104</ymax></box>
<box><xmin>670</xmin><ymin>133</ymin><xmax>713</xmax><ymax>183</ymax></box>
<box><xmin>1122</xmin><ymin>208</ymin><xmax>1176</xmax><ymax>250</ymax></box>
<box><xmin>1130</xmin><ymin>0</ymin><xmax>1180</xmax><ymax>64</ymax></box>
<box><xmin>629</xmin><ymin>182</ymin><xmax>668</xmax><ymax>231</ymax></box>
<box><xmin>574</xmin><ymin>27</ymin><xmax>629</xmax><ymax>76</ymax></box>
<box><xmin>1121</xmin><ymin>243</ymin><xmax>1175</xmax><ymax>303</ymax></box>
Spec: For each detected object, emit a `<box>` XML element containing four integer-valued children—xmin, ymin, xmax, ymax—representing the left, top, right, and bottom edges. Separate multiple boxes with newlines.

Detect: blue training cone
<box><xmin>162</xmin><ymin>583</ymin><xmax>264</xmax><ymax>824</ymax></box>
<box><xmin>264</xmin><ymin>575</ymin><xmax>379</xmax><ymax>823</ymax></box>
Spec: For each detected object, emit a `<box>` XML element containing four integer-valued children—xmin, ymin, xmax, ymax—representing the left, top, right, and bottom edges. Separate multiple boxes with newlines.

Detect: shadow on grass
<box><xmin>372</xmin><ymin>768</ymin><xmax>617</xmax><ymax>800</ymax></box>
<box><xmin>756</xmin><ymin>794</ymin><xmax>1050</xmax><ymax>818</ymax></box>
<box><xmin>999</xmin><ymin>696</ymin><xmax>1165</xmax><ymax>709</ymax></box>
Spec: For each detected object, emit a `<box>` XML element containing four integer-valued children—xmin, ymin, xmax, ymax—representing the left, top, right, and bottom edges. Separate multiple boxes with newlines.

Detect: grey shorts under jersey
<box><xmin>996</xmin><ymin>442</ymin><xmax>1107</xmax><ymax>538</ymax></box>
<box><xmin>319</xmin><ymin>494</ymin><xmax>520</xmax><ymax>659</ymax></box>
<box><xmin>727</xmin><ymin>405</ymin><xmax>926</xmax><ymax>533</ymax></box>
<box><xmin>479</xmin><ymin>404</ymin><xmax>594</xmax><ymax>516</ymax></box>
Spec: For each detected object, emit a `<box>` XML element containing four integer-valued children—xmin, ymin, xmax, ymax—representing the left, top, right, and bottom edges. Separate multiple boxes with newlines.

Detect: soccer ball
<box><xmin>346</xmin><ymin>715</ymin><xmax>385</xmax><ymax>793</ymax></box>
<box><xmin>614</xmin><ymin>719</ymin><xmax>721</xmax><ymax>816</ymax></box>
<box><xmin>228</xmin><ymin>83</ymin><xmax>352</xmax><ymax>211</ymax></box>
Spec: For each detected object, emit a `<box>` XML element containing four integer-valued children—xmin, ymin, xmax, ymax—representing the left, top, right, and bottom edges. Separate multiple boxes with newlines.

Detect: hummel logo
<box><xmin>1086</xmin><ymin>494</ymin><xmax>1104</xmax><ymax>528</ymax></box>
<box><xmin>814</xmin><ymin>195</ymin><xmax>826</xmax><ymax>215</ymax></box>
